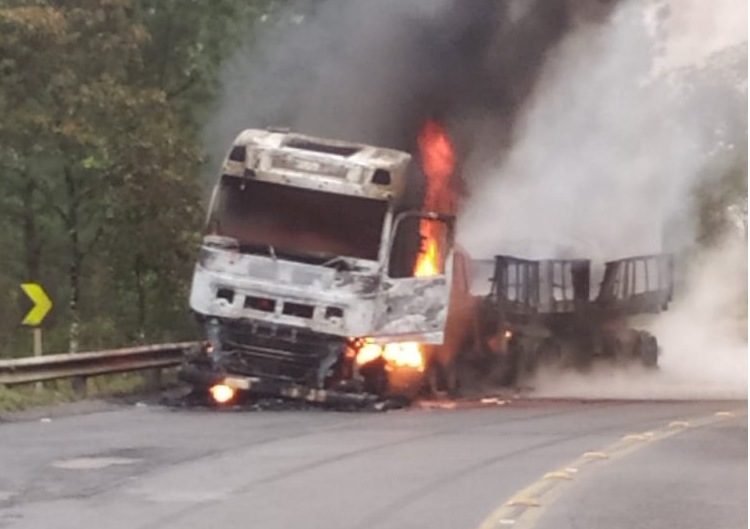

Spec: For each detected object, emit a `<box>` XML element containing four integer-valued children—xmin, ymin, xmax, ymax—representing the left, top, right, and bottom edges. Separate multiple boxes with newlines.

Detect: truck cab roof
<box><xmin>221</xmin><ymin>128</ymin><xmax>412</xmax><ymax>201</ymax></box>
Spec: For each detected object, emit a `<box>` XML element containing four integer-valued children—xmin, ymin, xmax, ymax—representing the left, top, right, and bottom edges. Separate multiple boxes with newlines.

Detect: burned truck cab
<box><xmin>184</xmin><ymin>129</ymin><xmax>455</xmax><ymax>404</ymax></box>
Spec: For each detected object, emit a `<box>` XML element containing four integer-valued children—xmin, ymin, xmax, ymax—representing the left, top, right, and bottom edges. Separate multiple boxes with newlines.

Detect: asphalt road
<box><xmin>0</xmin><ymin>398</ymin><xmax>745</xmax><ymax>529</ymax></box>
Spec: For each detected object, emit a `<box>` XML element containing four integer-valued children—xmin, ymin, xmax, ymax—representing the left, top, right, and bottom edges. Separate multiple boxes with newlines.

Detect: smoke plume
<box><xmin>206</xmin><ymin>0</ymin><xmax>747</xmax><ymax>399</ymax></box>
<box><xmin>205</xmin><ymin>0</ymin><xmax>626</xmax><ymax>169</ymax></box>
<box><xmin>458</xmin><ymin>1</ymin><xmax>746</xmax><ymax>261</ymax></box>
<box><xmin>650</xmin><ymin>0</ymin><xmax>748</xmax><ymax>74</ymax></box>
<box><xmin>533</xmin><ymin>237</ymin><xmax>747</xmax><ymax>400</ymax></box>
<box><xmin>457</xmin><ymin>0</ymin><xmax>746</xmax><ymax>399</ymax></box>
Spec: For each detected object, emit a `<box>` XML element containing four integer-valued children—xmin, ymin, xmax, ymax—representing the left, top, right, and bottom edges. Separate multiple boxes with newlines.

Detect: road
<box><xmin>0</xmin><ymin>398</ymin><xmax>745</xmax><ymax>529</ymax></box>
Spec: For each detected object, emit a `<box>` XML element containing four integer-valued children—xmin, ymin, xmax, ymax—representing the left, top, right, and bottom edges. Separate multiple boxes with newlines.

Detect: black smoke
<box><xmin>206</xmin><ymin>0</ymin><xmax>625</xmax><ymax>181</ymax></box>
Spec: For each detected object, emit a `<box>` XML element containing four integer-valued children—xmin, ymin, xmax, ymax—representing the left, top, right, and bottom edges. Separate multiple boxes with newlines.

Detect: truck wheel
<box><xmin>360</xmin><ymin>358</ymin><xmax>389</xmax><ymax>395</ymax></box>
<box><xmin>602</xmin><ymin>334</ymin><xmax>627</xmax><ymax>364</ymax></box>
<box><xmin>424</xmin><ymin>360</ymin><xmax>458</xmax><ymax>399</ymax></box>
<box><xmin>637</xmin><ymin>333</ymin><xmax>659</xmax><ymax>368</ymax></box>
<box><xmin>536</xmin><ymin>339</ymin><xmax>561</xmax><ymax>363</ymax></box>
<box><xmin>530</xmin><ymin>339</ymin><xmax>562</xmax><ymax>374</ymax></box>
<box><xmin>498</xmin><ymin>340</ymin><xmax>522</xmax><ymax>387</ymax></box>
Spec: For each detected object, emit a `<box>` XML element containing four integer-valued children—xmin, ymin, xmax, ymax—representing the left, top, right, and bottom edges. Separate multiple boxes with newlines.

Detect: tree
<box><xmin>0</xmin><ymin>1</ymin><xmax>204</xmax><ymax>353</ymax></box>
<box><xmin>0</xmin><ymin>0</ymin><xmax>288</xmax><ymax>358</ymax></box>
<box><xmin>135</xmin><ymin>0</ymin><xmax>283</xmax><ymax>127</ymax></box>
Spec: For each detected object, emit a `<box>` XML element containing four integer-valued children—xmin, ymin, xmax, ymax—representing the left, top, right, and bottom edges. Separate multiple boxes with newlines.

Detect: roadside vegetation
<box><xmin>0</xmin><ymin>1</ymin><xmax>745</xmax><ymax>409</ymax></box>
<box><xmin>0</xmin><ymin>0</ymin><xmax>282</xmax><ymax>359</ymax></box>
<box><xmin>0</xmin><ymin>370</ymin><xmax>179</xmax><ymax>413</ymax></box>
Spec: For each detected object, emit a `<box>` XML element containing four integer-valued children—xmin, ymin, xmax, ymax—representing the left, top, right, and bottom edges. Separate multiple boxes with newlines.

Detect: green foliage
<box><xmin>0</xmin><ymin>371</ymin><xmax>168</xmax><ymax>412</ymax></box>
<box><xmin>0</xmin><ymin>383</ymin><xmax>77</xmax><ymax>413</ymax></box>
<box><xmin>135</xmin><ymin>0</ymin><xmax>281</xmax><ymax>124</ymax></box>
<box><xmin>0</xmin><ymin>0</ymin><xmax>277</xmax><ymax>358</ymax></box>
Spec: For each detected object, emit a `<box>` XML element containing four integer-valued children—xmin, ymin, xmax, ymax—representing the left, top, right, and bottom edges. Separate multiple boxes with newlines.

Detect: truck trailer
<box><xmin>459</xmin><ymin>253</ymin><xmax>674</xmax><ymax>389</ymax></box>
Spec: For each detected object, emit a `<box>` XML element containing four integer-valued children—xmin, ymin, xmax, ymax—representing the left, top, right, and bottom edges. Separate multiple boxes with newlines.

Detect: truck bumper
<box><xmin>179</xmin><ymin>363</ymin><xmax>379</xmax><ymax>407</ymax></box>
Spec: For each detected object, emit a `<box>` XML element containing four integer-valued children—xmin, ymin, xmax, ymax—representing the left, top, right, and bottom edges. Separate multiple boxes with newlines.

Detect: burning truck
<box><xmin>181</xmin><ymin>125</ymin><xmax>674</xmax><ymax>406</ymax></box>
<box><xmin>181</xmin><ymin>126</ymin><xmax>461</xmax><ymax>405</ymax></box>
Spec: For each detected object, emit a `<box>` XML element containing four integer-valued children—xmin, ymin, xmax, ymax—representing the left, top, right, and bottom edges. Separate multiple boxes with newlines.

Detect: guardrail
<box><xmin>0</xmin><ymin>342</ymin><xmax>197</xmax><ymax>387</ymax></box>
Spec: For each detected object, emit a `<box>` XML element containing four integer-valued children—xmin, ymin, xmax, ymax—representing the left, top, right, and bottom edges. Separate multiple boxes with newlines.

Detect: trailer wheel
<box><xmin>637</xmin><ymin>332</ymin><xmax>659</xmax><ymax>368</ymax></box>
<box><xmin>535</xmin><ymin>339</ymin><xmax>562</xmax><ymax>366</ymax></box>
<box><xmin>424</xmin><ymin>360</ymin><xmax>458</xmax><ymax>398</ymax></box>
<box><xmin>499</xmin><ymin>339</ymin><xmax>523</xmax><ymax>387</ymax></box>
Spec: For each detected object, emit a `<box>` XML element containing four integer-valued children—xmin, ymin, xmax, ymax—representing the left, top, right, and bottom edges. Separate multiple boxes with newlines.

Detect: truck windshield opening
<box><xmin>209</xmin><ymin>176</ymin><xmax>387</xmax><ymax>261</ymax></box>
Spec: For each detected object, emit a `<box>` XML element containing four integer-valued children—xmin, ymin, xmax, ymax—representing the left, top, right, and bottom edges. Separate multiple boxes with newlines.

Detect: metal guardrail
<box><xmin>0</xmin><ymin>342</ymin><xmax>198</xmax><ymax>385</ymax></box>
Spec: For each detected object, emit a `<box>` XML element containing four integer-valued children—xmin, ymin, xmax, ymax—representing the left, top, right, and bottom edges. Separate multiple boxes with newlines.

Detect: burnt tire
<box><xmin>637</xmin><ymin>332</ymin><xmax>659</xmax><ymax>368</ymax></box>
<box><xmin>532</xmin><ymin>338</ymin><xmax>562</xmax><ymax>371</ymax></box>
<box><xmin>424</xmin><ymin>360</ymin><xmax>458</xmax><ymax>398</ymax></box>
<box><xmin>498</xmin><ymin>340</ymin><xmax>523</xmax><ymax>387</ymax></box>
<box><xmin>360</xmin><ymin>358</ymin><xmax>389</xmax><ymax>395</ymax></box>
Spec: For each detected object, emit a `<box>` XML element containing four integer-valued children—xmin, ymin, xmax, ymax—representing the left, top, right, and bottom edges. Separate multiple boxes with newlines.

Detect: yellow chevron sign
<box><xmin>21</xmin><ymin>283</ymin><xmax>52</xmax><ymax>326</ymax></box>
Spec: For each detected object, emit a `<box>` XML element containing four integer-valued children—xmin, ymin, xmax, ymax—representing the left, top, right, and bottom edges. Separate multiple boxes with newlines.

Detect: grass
<box><xmin>0</xmin><ymin>383</ymin><xmax>78</xmax><ymax>412</ymax></box>
<box><xmin>0</xmin><ymin>369</ymin><xmax>178</xmax><ymax>413</ymax></box>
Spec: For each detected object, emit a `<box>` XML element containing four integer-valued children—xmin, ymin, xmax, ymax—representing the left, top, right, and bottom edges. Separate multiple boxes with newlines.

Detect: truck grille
<box><xmin>220</xmin><ymin>322</ymin><xmax>342</xmax><ymax>385</ymax></box>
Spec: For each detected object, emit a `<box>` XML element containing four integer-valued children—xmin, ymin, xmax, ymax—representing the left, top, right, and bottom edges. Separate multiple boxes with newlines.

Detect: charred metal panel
<box><xmin>539</xmin><ymin>259</ymin><xmax>590</xmax><ymax>313</ymax></box>
<box><xmin>221</xmin><ymin>129</ymin><xmax>412</xmax><ymax>202</ymax></box>
<box><xmin>376</xmin><ymin>275</ymin><xmax>450</xmax><ymax>343</ymax></box>
<box><xmin>191</xmin><ymin>242</ymin><xmax>455</xmax><ymax>344</ymax></box>
<box><xmin>253</xmin><ymin>154</ymin><xmax>400</xmax><ymax>200</ymax></box>
<box><xmin>190</xmin><ymin>246</ymin><xmax>380</xmax><ymax>337</ymax></box>
<box><xmin>217</xmin><ymin>320</ymin><xmax>344</xmax><ymax>387</ymax></box>
<box><xmin>491</xmin><ymin>255</ymin><xmax>541</xmax><ymax>314</ymax></box>
<box><xmin>488</xmin><ymin>253</ymin><xmax>673</xmax><ymax>318</ymax></box>
<box><xmin>596</xmin><ymin>254</ymin><xmax>673</xmax><ymax>313</ymax></box>
<box><xmin>269</xmin><ymin>154</ymin><xmax>351</xmax><ymax>179</ymax></box>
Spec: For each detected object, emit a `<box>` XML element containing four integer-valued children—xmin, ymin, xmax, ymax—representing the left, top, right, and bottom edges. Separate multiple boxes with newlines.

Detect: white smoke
<box><xmin>533</xmin><ymin>237</ymin><xmax>747</xmax><ymax>400</ymax></box>
<box><xmin>649</xmin><ymin>238</ymin><xmax>747</xmax><ymax>396</ymax></box>
<box><xmin>459</xmin><ymin>1</ymin><xmax>744</xmax><ymax>260</ymax></box>
<box><xmin>650</xmin><ymin>0</ymin><xmax>748</xmax><ymax>74</ymax></box>
<box><xmin>458</xmin><ymin>0</ymin><xmax>747</xmax><ymax>399</ymax></box>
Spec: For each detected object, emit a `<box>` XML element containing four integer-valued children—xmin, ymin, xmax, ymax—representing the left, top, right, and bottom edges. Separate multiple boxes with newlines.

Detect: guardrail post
<box><xmin>33</xmin><ymin>328</ymin><xmax>43</xmax><ymax>393</ymax></box>
<box><xmin>144</xmin><ymin>368</ymin><xmax>162</xmax><ymax>391</ymax></box>
<box><xmin>71</xmin><ymin>376</ymin><xmax>87</xmax><ymax>397</ymax></box>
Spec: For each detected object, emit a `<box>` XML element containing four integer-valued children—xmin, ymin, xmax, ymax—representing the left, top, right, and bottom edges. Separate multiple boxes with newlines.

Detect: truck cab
<box><xmin>184</xmin><ymin>129</ymin><xmax>456</xmax><ymax>404</ymax></box>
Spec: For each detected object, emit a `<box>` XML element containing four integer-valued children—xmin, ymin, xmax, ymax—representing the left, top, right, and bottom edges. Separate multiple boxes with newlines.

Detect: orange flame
<box><xmin>209</xmin><ymin>384</ymin><xmax>236</xmax><ymax>404</ymax></box>
<box><xmin>353</xmin><ymin>339</ymin><xmax>424</xmax><ymax>371</ymax></box>
<box><xmin>418</xmin><ymin>119</ymin><xmax>456</xmax><ymax>192</ymax></box>
<box><xmin>382</xmin><ymin>342</ymin><xmax>424</xmax><ymax>370</ymax></box>
<box><xmin>414</xmin><ymin>119</ymin><xmax>456</xmax><ymax>277</ymax></box>
<box><xmin>414</xmin><ymin>237</ymin><xmax>440</xmax><ymax>277</ymax></box>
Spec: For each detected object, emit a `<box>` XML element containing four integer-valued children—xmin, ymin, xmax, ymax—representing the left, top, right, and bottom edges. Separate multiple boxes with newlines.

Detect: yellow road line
<box><xmin>506</xmin><ymin>498</ymin><xmax>542</xmax><ymax>508</ymax></box>
<box><xmin>475</xmin><ymin>408</ymin><xmax>745</xmax><ymax>529</ymax></box>
<box><xmin>542</xmin><ymin>471</ymin><xmax>573</xmax><ymax>481</ymax></box>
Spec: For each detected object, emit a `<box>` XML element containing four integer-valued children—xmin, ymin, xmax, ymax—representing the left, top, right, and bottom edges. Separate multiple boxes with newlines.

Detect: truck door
<box><xmin>376</xmin><ymin>212</ymin><xmax>454</xmax><ymax>343</ymax></box>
